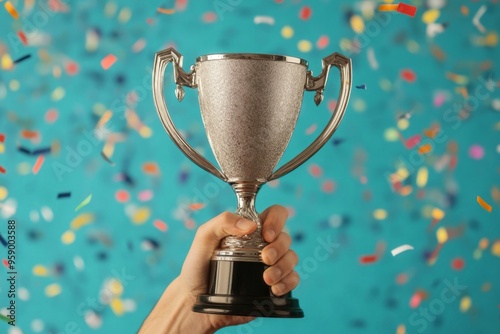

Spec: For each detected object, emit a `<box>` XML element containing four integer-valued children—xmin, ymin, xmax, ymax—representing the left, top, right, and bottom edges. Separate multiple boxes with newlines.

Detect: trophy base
<box><xmin>193</xmin><ymin>259</ymin><xmax>304</xmax><ymax>318</ymax></box>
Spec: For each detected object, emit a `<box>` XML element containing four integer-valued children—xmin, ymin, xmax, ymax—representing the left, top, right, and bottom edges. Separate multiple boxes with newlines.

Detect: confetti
<box><xmin>45</xmin><ymin>283</ymin><xmax>62</xmax><ymax>297</ymax></box>
<box><xmin>298</xmin><ymin>40</ymin><xmax>312</xmax><ymax>52</ymax></box>
<box><xmin>391</xmin><ymin>244</ymin><xmax>414</xmax><ymax>256</ymax></box>
<box><xmin>75</xmin><ymin>194</ymin><xmax>92</xmax><ymax>212</ymax></box>
<box><xmin>61</xmin><ymin>230</ymin><xmax>76</xmax><ymax>244</ymax></box>
<box><xmin>18</xmin><ymin>31</ymin><xmax>28</xmax><ymax>45</ymax></box>
<box><xmin>397</xmin><ymin>3</ymin><xmax>417</xmax><ymax>17</ymax></box>
<box><xmin>418</xmin><ymin>143</ymin><xmax>432</xmax><ymax>154</ymax></box>
<box><xmin>469</xmin><ymin>145</ymin><xmax>484</xmax><ymax>160</ymax></box>
<box><xmin>0</xmin><ymin>234</ymin><xmax>7</xmax><ymax>247</ymax></box>
<box><xmin>142</xmin><ymin>162</ymin><xmax>160</xmax><ymax>175</ymax></box>
<box><xmin>281</xmin><ymin>26</ymin><xmax>294</xmax><ymax>39</ymax></box>
<box><xmin>153</xmin><ymin>219</ymin><xmax>168</xmax><ymax>232</ymax></box>
<box><xmin>189</xmin><ymin>203</ymin><xmax>206</xmax><ymax>211</ymax></box>
<box><xmin>316</xmin><ymin>35</ymin><xmax>329</xmax><ymax>49</ymax></box>
<box><xmin>101</xmin><ymin>54</ymin><xmax>117</xmax><ymax>70</ymax></box>
<box><xmin>254</xmin><ymin>16</ymin><xmax>275</xmax><ymax>25</ymax></box>
<box><xmin>115</xmin><ymin>190</ymin><xmax>130</xmax><ymax>203</ymax></box>
<box><xmin>460</xmin><ymin>296</ymin><xmax>472</xmax><ymax>313</ymax></box>
<box><xmin>451</xmin><ymin>257</ymin><xmax>465</xmax><ymax>271</ymax></box>
<box><xmin>157</xmin><ymin>8</ymin><xmax>175</xmax><ymax>15</ymax></box>
<box><xmin>359</xmin><ymin>255</ymin><xmax>378</xmax><ymax>264</ymax></box>
<box><xmin>32</xmin><ymin>155</ymin><xmax>45</xmax><ymax>174</ymax></box>
<box><xmin>355</xmin><ymin>84</ymin><xmax>367</xmax><ymax>90</ymax></box>
<box><xmin>57</xmin><ymin>192</ymin><xmax>71</xmax><ymax>199</ymax></box>
<box><xmin>70</xmin><ymin>213</ymin><xmax>95</xmax><ymax>230</ymax></box>
<box><xmin>422</xmin><ymin>9</ymin><xmax>440</xmax><ymax>24</ymax></box>
<box><xmin>401</xmin><ymin>69</ymin><xmax>416</xmax><ymax>83</ymax></box>
<box><xmin>132</xmin><ymin>207</ymin><xmax>150</xmax><ymax>225</ymax></box>
<box><xmin>350</xmin><ymin>15</ymin><xmax>364</xmax><ymax>34</ymax></box>
<box><xmin>299</xmin><ymin>6</ymin><xmax>311</xmax><ymax>20</ymax></box>
<box><xmin>476</xmin><ymin>196</ymin><xmax>492</xmax><ymax>212</ymax></box>
<box><xmin>472</xmin><ymin>5</ymin><xmax>487</xmax><ymax>34</ymax></box>
<box><xmin>13</xmin><ymin>54</ymin><xmax>31</xmax><ymax>64</ymax></box>
<box><xmin>4</xmin><ymin>1</ymin><xmax>19</xmax><ymax>19</ymax></box>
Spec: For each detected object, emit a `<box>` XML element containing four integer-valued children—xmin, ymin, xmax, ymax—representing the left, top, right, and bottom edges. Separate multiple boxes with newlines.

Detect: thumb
<box><xmin>180</xmin><ymin>212</ymin><xmax>257</xmax><ymax>289</ymax></box>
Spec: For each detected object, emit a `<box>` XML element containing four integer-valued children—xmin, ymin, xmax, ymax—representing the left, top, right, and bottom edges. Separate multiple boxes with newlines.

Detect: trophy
<box><xmin>152</xmin><ymin>48</ymin><xmax>352</xmax><ymax>318</ymax></box>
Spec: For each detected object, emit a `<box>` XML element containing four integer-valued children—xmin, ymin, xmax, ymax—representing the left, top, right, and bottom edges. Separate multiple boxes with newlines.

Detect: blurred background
<box><xmin>1</xmin><ymin>0</ymin><xmax>499</xmax><ymax>333</ymax></box>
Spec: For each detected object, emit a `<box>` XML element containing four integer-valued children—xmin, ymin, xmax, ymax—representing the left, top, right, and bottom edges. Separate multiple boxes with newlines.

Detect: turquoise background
<box><xmin>1</xmin><ymin>0</ymin><xmax>499</xmax><ymax>333</ymax></box>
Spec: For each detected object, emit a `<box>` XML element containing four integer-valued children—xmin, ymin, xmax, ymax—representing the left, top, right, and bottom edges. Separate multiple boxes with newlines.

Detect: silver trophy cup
<box><xmin>152</xmin><ymin>48</ymin><xmax>352</xmax><ymax>317</ymax></box>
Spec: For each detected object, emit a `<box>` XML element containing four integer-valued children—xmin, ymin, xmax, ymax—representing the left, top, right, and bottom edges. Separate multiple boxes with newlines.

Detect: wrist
<box><xmin>139</xmin><ymin>278</ymin><xmax>214</xmax><ymax>334</ymax></box>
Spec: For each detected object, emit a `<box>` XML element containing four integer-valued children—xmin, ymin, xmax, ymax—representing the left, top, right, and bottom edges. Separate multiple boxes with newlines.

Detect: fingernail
<box><xmin>273</xmin><ymin>283</ymin><xmax>286</xmax><ymax>295</ymax></box>
<box><xmin>236</xmin><ymin>218</ymin><xmax>255</xmax><ymax>231</ymax></box>
<box><xmin>267</xmin><ymin>268</ymin><xmax>281</xmax><ymax>283</ymax></box>
<box><xmin>266</xmin><ymin>229</ymin><xmax>276</xmax><ymax>241</ymax></box>
<box><xmin>266</xmin><ymin>248</ymin><xmax>278</xmax><ymax>263</ymax></box>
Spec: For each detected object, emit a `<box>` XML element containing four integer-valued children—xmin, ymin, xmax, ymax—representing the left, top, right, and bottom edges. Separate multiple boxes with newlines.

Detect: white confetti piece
<box><xmin>391</xmin><ymin>244</ymin><xmax>414</xmax><ymax>256</ymax></box>
<box><xmin>254</xmin><ymin>16</ymin><xmax>275</xmax><ymax>25</ymax></box>
<box><xmin>367</xmin><ymin>47</ymin><xmax>379</xmax><ymax>70</ymax></box>
<box><xmin>472</xmin><ymin>5</ymin><xmax>487</xmax><ymax>34</ymax></box>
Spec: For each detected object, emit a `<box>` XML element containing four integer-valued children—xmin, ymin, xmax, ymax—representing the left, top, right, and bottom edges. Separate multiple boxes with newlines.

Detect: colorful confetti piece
<box><xmin>4</xmin><ymin>1</ymin><xmax>19</xmax><ymax>19</ymax></box>
<box><xmin>75</xmin><ymin>194</ymin><xmax>92</xmax><ymax>212</ymax></box>
<box><xmin>391</xmin><ymin>244</ymin><xmax>414</xmax><ymax>256</ymax></box>
<box><xmin>101</xmin><ymin>54</ymin><xmax>117</xmax><ymax>70</ymax></box>
<box><xmin>476</xmin><ymin>196</ymin><xmax>492</xmax><ymax>212</ymax></box>
<box><xmin>70</xmin><ymin>213</ymin><xmax>95</xmax><ymax>230</ymax></box>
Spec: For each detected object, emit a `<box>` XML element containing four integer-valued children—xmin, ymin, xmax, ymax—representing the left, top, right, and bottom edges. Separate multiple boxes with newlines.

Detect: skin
<box><xmin>139</xmin><ymin>205</ymin><xmax>300</xmax><ymax>334</ymax></box>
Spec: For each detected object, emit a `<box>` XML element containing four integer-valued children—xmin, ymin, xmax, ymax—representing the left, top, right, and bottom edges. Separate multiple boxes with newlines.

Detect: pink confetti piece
<box><xmin>138</xmin><ymin>190</ymin><xmax>153</xmax><ymax>202</ymax></box>
<box><xmin>391</xmin><ymin>244</ymin><xmax>414</xmax><ymax>256</ymax></box>
<box><xmin>306</xmin><ymin>124</ymin><xmax>317</xmax><ymax>135</ymax></box>
<box><xmin>322</xmin><ymin>180</ymin><xmax>335</xmax><ymax>193</ymax></box>
<box><xmin>101</xmin><ymin>54</ymin><xmax>117</xmax><ymax>70</ymax></box>
<box><xmin>308</xmin><ymin>164</ymin><xmax>323</xmax><ymax>178</ymax></box>
<box><xmin>153</xmin><ymin>219</ymin><xmax>168</xmax><ymax>232</ymax></box>
<box><xmin>32</xmin><ymin>155</ymin><xmax>45</xmax><ymax>174</ymax></box>
<box><xmin>404</xmin><ymin>134</ymin><xmax>421</xmax><ymax>149</ymax></box>
<box><xmin>316</xmin><ymin>35</ymin><xmax>329</xmax><ymax>49</ymax></box>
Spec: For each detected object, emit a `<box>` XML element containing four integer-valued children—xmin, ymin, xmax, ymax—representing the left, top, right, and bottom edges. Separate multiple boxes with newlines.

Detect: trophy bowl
<box><xmin>152</xmin><ymin>48</ymin><xmax>352</xmax><ymax>318</ymax></box>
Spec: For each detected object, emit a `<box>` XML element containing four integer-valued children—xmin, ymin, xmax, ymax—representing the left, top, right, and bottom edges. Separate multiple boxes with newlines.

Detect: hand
<box><xmin>139</xmin><ymin>205</ymin><xmax>300</xmax><ymax>334</ymax></box>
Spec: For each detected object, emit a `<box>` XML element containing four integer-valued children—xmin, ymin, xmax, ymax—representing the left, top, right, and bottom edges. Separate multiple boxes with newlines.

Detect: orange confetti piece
<box><xmin>378</xmin><ymin>4</ymin><xmax>398</xmax><ymax>11</ymax></box>
<box><xmin>477</xmin><ymin>196</ymin><xmax>492</xmax><ymax>212</ymax></box>
<box><xmin>21</xmin><ymin>129</ymin><xmax>39</xmax><ymax>139</ymax></box>
<box><xmin>32</xmin><ymin>155</ymin><xmax>45</xmax><ymax>174</ymax></box>
<box><xmin>460</xmin><ymin>5</ymin><xmax>469</xmax><ymax>16</ymax></box>
<box><xmin>189</xmin><ymin>203</ymin><xmax>206</xmax><ymax>211</ymax></box>
<box><xmin>4</xmin><ymin>1</ymin><xmax>19</xmax><ymax>19</ymax></box>
<box><xmin>157</xmin><ymin>8</ymin><xmax>175</xmax><ymax>14</ymax></box>
<box><xmin>491</xmin><ymin>186</ymin><xmax>500</xmax><ymax>203</ymax></box>
<box><xmin>0</xmin><ymin>133</ymin><xmax>5</xmax><ymax>143</ymax></box>
<box><xmin>0</xmin><ymin>166</ymin><xmax>6</xmax><ymax>174</ymax></box>
<box><xmin>418</xmin><ymin>144</ymin><xmax>432</xmax><ymax>154</ymax></box>
<box><xmin>153</xmin><ymin>219</ymin><xmax>168</xmax><ymax>232</ymax></box>
<box><xmin>142</xmin><ymin>162</ymin><xmax>160</xmax><ymax>175</ymax></box>
<box><xmin>101</xmin><ymin>54</ymin><xmax>117</xmax><ymax>70</ymax></box>
<box><xmin>97</xmin><ymin>110</ymin><xmax>113</xmax><ymax>128</ymax></box>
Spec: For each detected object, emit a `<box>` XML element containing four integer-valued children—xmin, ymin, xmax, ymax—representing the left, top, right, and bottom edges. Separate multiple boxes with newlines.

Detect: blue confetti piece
<box><xmin>355</xmin><ymin>84</ymin><xmax>367</xmax><ymax>89</ymax></box>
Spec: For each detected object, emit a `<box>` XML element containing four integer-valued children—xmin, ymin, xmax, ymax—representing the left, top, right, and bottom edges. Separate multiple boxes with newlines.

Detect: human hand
<box><xmin>139</xmin><ymin>205</ymin><xmax>300</xmax><ymax>334</ymax></box>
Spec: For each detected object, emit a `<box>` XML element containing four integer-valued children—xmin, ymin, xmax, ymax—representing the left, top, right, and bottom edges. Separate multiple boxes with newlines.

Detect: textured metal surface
<box><xmin>196</xmin><ymin>58</ymin><xmax>307</xmax><ymax>182</ymax></box>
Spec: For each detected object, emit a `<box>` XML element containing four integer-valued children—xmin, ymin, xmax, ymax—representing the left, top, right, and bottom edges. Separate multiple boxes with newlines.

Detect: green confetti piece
<box><xmin>75</xmin><ymin>194</ymin><xmax>92</xmax><ymax>212</ymax></box>
<box><xmin>0</xmin><ymin>313</ymin><xmax>12</xmax><ymax>323</ymax></box>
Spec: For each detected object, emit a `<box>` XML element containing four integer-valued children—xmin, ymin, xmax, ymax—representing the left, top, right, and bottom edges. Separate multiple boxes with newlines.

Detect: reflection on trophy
<box><xmin>152</xmin><ymin>48</ymin><xmax>352</xmax><ymax>318</ymax></box>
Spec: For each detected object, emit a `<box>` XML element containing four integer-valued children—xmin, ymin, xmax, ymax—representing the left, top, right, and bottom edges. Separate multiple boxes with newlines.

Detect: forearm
<box><xmin>139</xmin><ymin>278</ymin><xmax>214</xmax><ymax>334</ymax></box>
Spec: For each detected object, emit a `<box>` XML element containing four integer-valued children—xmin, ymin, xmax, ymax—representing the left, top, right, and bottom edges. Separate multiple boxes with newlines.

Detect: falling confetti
<box><xmin>254</xmin><ymin>16</ymin><xmax>275</xmax><ymax>25</ymax></box>
<box><xmin>70</xmin><ymin>213</ymin><xmax>95</xmax><ymax>230</ymax></box>
<box><xmin>476</xmin><ymin>196</ymin><xmax>492</xmax><ymax>212</ymax></box>
<box><xmin>391</xmin><ymin>244</ymin><xmax>414</xmax><ymax>256</ymax></box>
<box><xmin>4</xmin><ymin>1</ymin><xmax>19</xmax><ymax>19</ymax></box>
<box><xmin>157</xmin><ymin>8</ymin><xmax>175</xmax><ymax>14</ymax></box>
<box><xmin>32</xmin><ymin>155</ymin><xmax>45</xmax><ymax>174</ymax></box>
<box><xmin>13</xmin><ymin>54</ymin><xmax>32</xmax><ymax>64</ymax></box>
<box><xmin>101</xmin><ymin>54</ymin><xmax>117</xmax><ymax>70</ymax></box>
<box><xmin>355</xmin><ymin>84</ymin><xmax>367</xmax><ymax>89</ymax></box>
<box><xmin>75</xmin><ymin>194</ymin><xmax>92</xmax><ymax>212</ymax></box>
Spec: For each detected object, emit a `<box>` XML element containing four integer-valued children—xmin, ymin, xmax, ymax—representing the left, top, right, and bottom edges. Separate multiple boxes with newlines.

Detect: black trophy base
<box><xmin>193</xmin><ymin>259</ymin><xmax>304</xmax><ymax>318</ymax></box>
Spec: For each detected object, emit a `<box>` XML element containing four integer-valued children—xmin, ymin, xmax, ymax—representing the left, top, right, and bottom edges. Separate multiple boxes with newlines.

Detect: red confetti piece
<box><xmin>48</xmin><ymin>0</ymin><xmax>69</xmax><ymax>12</ymax></box>
<box><xmin>0</xmin><ymin>166</ymin><xmax>6</xmax><ymax>174</ymax></box>
<box><xmin>32</xmin><ymin>155</ymin><xmax>45</xmax><ymax>174</ymax></box>
<box><xmin>2</xmin><ymin>259</ymin><xmax>9</xmax><ymax>269</ymax></box>
<box><xmin>360</xmin><ymin>254</ymin><xmax>378</xmax><ymax>264</ymax></box>
<box><xmin>449</xmin><ymin>155</ymin><xmax>458</xmax><ymax>171</ymax></box>
<box><xmin>322</xmin><ymin>180</ymin><xmax>335</xmax><ymax>193</ymax></box>
<box><xmin>316</xmin><ymin>35</ymin><xmax>329</xmax><ymax>49</ymax></box>
<box><xmin>153</xmin><ymin>219</ymin><xmax>168</xmax><ymax>232</ymax></box>
<box><xmin>45</xmin><ymin>109</ymin><xmax>59</xmax><ymax>123</ymax></box>
<box><xmin>202</xmin><ymin>11</ymin><xmax>217</xmax><ymax>23</ymax></box>
<box><xmin>0</xmin><ymin>133</ymin><xmax>5</xmax><ymax>143</ymax></box>
<box><xmin>327</xmin><ymin>100</ymin><xmax>337</xmax><ymax>112</ymax></box>
<box><xmin>115</xmin><ymin>190</ymin><xmax>130</xmax><ymax>203</ymax></box>
<box><xmin>404</xmin><ymin>134</ymin><xmax>421</xmax><ymax>149</ymax></box>
<box><xmin>308</xmin><ymin>164</ymin><xmax>323</xmax><ymax>178</ymax></box>
<box><xmin>65</xmin><ymin>61</ymin><xmax>79</xmax><ymax>75</ymax></box>
<box><xmin>397</xmin><ymin>3</ymin><xmax>417</xmax><ymax>17</ymax></box>
<box><xmin>451</xmin><ymin>257</ymin><xmax>465</xmax><ymax>271</ymax></box>
<box><xmin>101</xmin><ymin>54</ymin><xmax>117</xmax><ymax>70</ymax></box>
<box><xmin>18</xmin><ymin>31</ymin><xmax>28</xmax><ymax>45</ymax></box>
<box><xmin>401</xmin><ymin>69</ymin><xmax>416</xmax><ymax>83</ymax></box>
<box><xmin>299</xmin><ymin>6</ymin><xmax>312</xmax><ymax>20</ymax></box>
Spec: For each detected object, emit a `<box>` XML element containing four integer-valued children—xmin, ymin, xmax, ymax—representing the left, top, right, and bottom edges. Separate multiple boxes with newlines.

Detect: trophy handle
<box><xmin>152</xmin><ymin>48</ymin><xmax>227</xmax><ymax>181</ymax></box>
<box><xmin>268</xmin><ymin>52</ymin><xmax>352</xmax><ymax>181</ymax></box>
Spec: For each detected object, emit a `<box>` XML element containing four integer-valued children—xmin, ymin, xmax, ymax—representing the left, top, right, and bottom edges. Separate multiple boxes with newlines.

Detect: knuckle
<box><xmin>218</xmin><ymin>211</ymin><xmax>234</xmax><ymax>222</ymax></box>
<box><xmin>288</xmin><ymin>250</ymin><xmax>299</xmax><ymax>264</ymax></box>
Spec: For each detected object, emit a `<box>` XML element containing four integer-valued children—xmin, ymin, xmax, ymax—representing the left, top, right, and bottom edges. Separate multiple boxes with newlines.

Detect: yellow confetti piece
<box><xmin>397</xmin><ymin>118</ymin><xmax>409</xmax><ymax>130</ymax></box>
<box><xmin>297</xmin><ymin>40</ymin><xmax>312</xmax><ymax>52</ymax></box>
<box><xmin>118</xmin><ymin>7</ymin><xmax>132</xmax><ymax>23</ymax></box>
<box><xmin>492</xmin><ymin>240</ymin><xmax>500</xmax><ymax>257</ymax></box>
<box><xmin>0</xmin><ymin>143</ymin><xmax>4</xmax><ymax>153</ymax></box>
<box><xmin>431</xmin><ymin>208</ymin><xmax>445</xmax><ymax>220</ymax></box>
<box><xmin>384</xmin><ymin>128</ymin><xmax>399</xmax><ymax>142</ymax></box>
<box><xmin>416</xmin><ymin>167</ymin><xmax>428</xmax><ymax>188</ymax></box>
<box><xmin>109</xmin><ymin>279</ymin><xmax>124</xmax><ymax>295</ymax></box>
<box><xmin>103</xmin><ymin>141</ymin><xmax>114</xmax><ymax>158</ymax></box>
<box><xmin>45</xmin><ymin>283</ymin><xmax>62</xmax><ymax>297</ymax></box>
<box><xmin>373</xmin><ymin>209</ymin><xmax>387</xmax><ymax>220</ymax></box>
<box><xmin>0</xmin><ymin>186</ymin><xmax>8</xmax><ymax>200</ymax></box>
<box><xmin>33</xmin><ymin>265</ymin><xmax>49</xmax><ymax>276</ymax></box>
<box><xmin>350</xmin><ymin>15</ymin><xmax>365</xmax><ymax>34</ymax></box>
<box><xmin>61</xmin><ymin>230</ymin><xmax>75</xmax><ymax>244</ymax></box>
<box><xmin>157</xmin><ymin>8</ymin><xmax>175</xmax><ymax>15</ymax></box>
<box><xmin>418</xmin><ymin>144</ymin><xmax>432</xmax><ymax>154</ymax></box>
<box><xmin>459</xmin><ymin>296</ymin><xmax>471</xmax><ymax>312</ymax></box>
<box><xmin>477</xmin><ymin>196</ymin><xmax>492</xmax><ymax>212</ymax></box>
<box><xmin>1</xmin><ymin>54</ymin><xmax>14</xmax><ymax>70</ymax></box>
<box><xmin>138</xmin><ymin>126</ymin><xmax>152</xmax><ymax>138</ymax></box>
<box><xmin>446</xmin><ymin>72</ymin><xmax>468</xmax><ymax>85</ymax></box>
<box><xmin>436</xmin><ymin>227</ymin><xmax>448</xmax><ymax>244</ymax></box>
<box><xmin>75</xmin><ymin>194</ymin><xmax>92</xmax><ymax>212</ymax></box>
<box><xmin>422</xmin><ymin>9</ymin><xmax>440</xmax><ymax>24</ymax></box>
<box><xmin>51</xmin><ymin>87</ymin><xmax>65</xmax><ymax>101</ymax></box>
<box><xmin>132</xmin><ymin>207</ymin><xmax>150</xmax><ymax>225</ymax></box>
<box><xmin>4</xmin><ymin>1</ymin><xmax>19</xmax><ymax>19</ymax></box>
<box><xmin>110</xmin><ymin>298</ymin><xmax>125</xmax><ymax>316</ymax></box>
<box><xmin>97</xmin><ymin>110</ymin><xmax>113</xmax><ymax>128</ymax></box>
<box><xmin>281</xmin><ymin>26</ymin><xmax>294</xmax><ymax>39</ymax></box>
<box><xmin>70</xmin><ymin>213</ymin><xmax>95</xmax><ymax>230</ymax></box>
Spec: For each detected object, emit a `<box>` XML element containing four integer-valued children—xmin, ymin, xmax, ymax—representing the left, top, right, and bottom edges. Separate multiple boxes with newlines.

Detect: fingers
<box><xmin>263</xmin><ymin>249</ymin><xmax>298</xmax><ymax>285</ymax></box>
<box><xmin>261</xmin><ymin>232</ymin><xmax>291</xmax><ymax>265</ymax></box>
<box><xmin>260</xmin><ymin>205</ymin><xmax>288</xmax><ymax>243</ymax></box>
<box><xmin>271</xmin><ymin>271</ymin><xmax>300</xmax><ymax>296</ymax></box>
